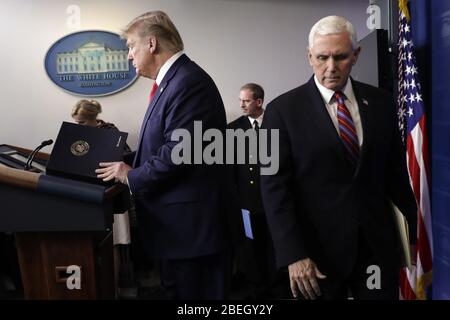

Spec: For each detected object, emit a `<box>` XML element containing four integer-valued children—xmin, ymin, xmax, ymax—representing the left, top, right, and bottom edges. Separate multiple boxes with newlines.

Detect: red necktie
<box><xmin>334</xmin><ymin>91</ymin><xmax>359</xmax><ymax>164</ymax></box>
<box><xmin>149</xmin><ymin>82</ymin><xmax>158</xmax><ymax>101</ymax></box>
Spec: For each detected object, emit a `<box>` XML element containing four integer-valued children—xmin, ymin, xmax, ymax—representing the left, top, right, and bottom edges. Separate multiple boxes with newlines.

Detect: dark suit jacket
<box><xmin>227</xmin><ymin>116</ymin><xmax>264</xmax><ymax>215</ymax></box>
<box><xmin>260</xmin><ymin>76</ymin><xmax>417</xmax><ymax>278</ymax></box>
<box><xmin>227</xmin><ymin>116</ymin><xmax>283</xmax><ymax>286</ymax></box>
<box><xmin>128</xmin><ymin>54</ymin><xmax>229</xmax><ymax>260</ymax></box>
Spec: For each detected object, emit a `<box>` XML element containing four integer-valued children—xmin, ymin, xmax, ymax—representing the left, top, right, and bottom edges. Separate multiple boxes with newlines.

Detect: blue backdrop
<box><xmin>410</xmin><ymin>0</ymin><xmax>450</xmax><ymax>300</ymax></box>
<box><xmin>430</xmin><ymin>0</ymin><xmax>450</xmax><ymax>300</ymax></box>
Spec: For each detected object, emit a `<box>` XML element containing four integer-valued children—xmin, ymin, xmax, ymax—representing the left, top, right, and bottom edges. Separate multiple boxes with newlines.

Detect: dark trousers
<box><xmin>236</xmin><ymin>213</ymin><xmax>291</xmax><ymax>299</ymax></box>
<box><xmin>315</xmin><ymin>232</ymin><xmax>399</xmax><ymax>300</ymax></box>
<box><xmin>160</xmin><ymin>250</ymin><xmax>230</xmax><ymax>300</ymax></box>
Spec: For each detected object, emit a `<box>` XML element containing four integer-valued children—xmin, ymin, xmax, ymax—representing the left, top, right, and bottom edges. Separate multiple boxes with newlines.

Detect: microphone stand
<box><xmin>25</xmin><ymin>140</ymin><xmax>53</xmax><ymax>171</ymax></box>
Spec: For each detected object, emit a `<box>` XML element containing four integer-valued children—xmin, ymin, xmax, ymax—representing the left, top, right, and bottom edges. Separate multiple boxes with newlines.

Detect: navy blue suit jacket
<box><xmin>128</xmin><ymin>54</ymin><xmax>229</xmax><ymax>259</ymax></box>
<box><xmin>261</xmin><ymin>77</ymin><xmax>417</xmax><ymax>278</ymax></box>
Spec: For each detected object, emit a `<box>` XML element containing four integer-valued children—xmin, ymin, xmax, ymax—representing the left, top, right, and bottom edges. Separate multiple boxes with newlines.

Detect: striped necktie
<box><xmin>334</xmin><ymin>91</ymin><xmax>359</xmax><ymax>164</ymax></box>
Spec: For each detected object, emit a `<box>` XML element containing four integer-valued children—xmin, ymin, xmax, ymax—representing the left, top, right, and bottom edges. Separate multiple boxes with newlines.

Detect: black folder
<box><xmin>46</xmin><ymin>122</ymin><xmax>128</xmax><ymax>185</ymax></box>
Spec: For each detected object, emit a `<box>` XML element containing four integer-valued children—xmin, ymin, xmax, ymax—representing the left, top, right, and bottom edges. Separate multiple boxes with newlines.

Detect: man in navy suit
<box><xmin>260</xmin><ymin>16</ymin><xmax>417</xmax><ymax>300</ymax></box>
<box><xmin>96</xmin><ymin>11</ymin><xmax>230</xmax><ymax>299</ymax></box>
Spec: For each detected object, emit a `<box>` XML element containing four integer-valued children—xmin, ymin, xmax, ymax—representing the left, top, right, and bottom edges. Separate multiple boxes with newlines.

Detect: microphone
<box><xmin>25</xmin><ymin>139</ymin><xmax>53</xmax><ymax>171</ymax></box>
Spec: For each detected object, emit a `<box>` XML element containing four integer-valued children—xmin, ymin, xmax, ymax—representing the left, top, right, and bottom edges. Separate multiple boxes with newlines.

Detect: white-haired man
<box><xmin>261</xmin><ymin>15</ymin><xmax>417</xmax><ymax>300</ymax></box>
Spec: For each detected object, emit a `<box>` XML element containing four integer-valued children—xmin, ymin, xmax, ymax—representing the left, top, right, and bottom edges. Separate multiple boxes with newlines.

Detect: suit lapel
<box><xmin>143</xmin><ymin>54</ymin><xmax>189</xmax><ymax>126</ymax></box>
<box><xmin>306</xmin><ymin>77</ymin><xmax>350</xmax><ymax>164</ymax></box>
<box><xmin>351</xmin><ymin>79</ymin><xmax>372</xmax><ymax>176</ymax></box>
<box><xmin>240</xmin><ymin>116</ymin><xmax>252</xmax><ymax>130</ymax></box>
<box><xmin>133</xmin><ymin>54</ymin><xmax>190</xmax><ymax>167</ymax></box>
<box><xmin>133</xmin><ymin>86</ymin><xmax>164</xmax><ymax>167</ymax></box>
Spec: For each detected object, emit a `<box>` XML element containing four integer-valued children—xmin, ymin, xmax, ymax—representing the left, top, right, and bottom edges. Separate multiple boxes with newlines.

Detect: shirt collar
<box><xmin>313</xmin><ymin>75</ymin><xmax>356</xmax><ymax>105</ymax></box>
<box><xmin>155</xmin><ymin>51</ymin><xmax>184</xmax><ymax>86</ymax></box>
<box><xmin>248</xmin><ymin>111</ymin><xmax>264</xmax><ymax>127</ymax></box>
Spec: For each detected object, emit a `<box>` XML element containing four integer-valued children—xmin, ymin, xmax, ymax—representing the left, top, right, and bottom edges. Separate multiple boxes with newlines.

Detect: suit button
<box><xmin>250</xmin><ymin>181</ymin><xmax>254</xmax><ymax>184</ymax></box>
<box><xmin>249</xmin><ymin>167</ymin><xmax>253</xmax><ymax>171</ymax></box>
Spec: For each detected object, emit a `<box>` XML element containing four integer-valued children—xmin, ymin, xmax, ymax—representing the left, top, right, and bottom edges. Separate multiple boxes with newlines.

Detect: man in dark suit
<box><xmin>260</xmin><ymin>15</ymin><xmax>417</xmax><ymax>300</ymax></box>
<box><xmin>228</xmin><ymin>83</ymin><xmax>289</xmax><ymax>299</ymax></box>
<box><xmin>96</xmin><ymin>11</ymin><xmax>230</xmax><ymax>299</ymax></box>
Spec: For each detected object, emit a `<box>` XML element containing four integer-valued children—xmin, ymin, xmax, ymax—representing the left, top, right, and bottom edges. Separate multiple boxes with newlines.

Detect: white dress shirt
<box><xmin>248</xmin><ymin>112</ymin><xmax>264</xmax><ymax>129</ymax></box>
<box><xmin>155</xmin><ymin>51</ymin><xmax>184</xmax><ymax>86</ymax></box>
<box><xmin>314</xmin><ymin>76</ymin><xmax>363</xmax><ymax>145</ymax></box>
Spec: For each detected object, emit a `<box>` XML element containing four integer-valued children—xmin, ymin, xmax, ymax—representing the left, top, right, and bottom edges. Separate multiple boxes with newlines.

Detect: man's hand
<box><xmin>95</xmin><ymin>162</ymin><xmax>131</xmax><ymax>185</ymax></box>
<box><xmin>288</xmin><ymin>258</ymin><xmax>326</xmax><ymax>300</ymax></box>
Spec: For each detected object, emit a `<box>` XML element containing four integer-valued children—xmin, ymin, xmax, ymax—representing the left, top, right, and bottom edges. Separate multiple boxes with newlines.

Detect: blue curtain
<box><xmin>410</xmin><ymin>0</ymin><xmax>450</xmax><ymax>300</ymax></box>
<box><xmin>430</xmin><ymin>0</ymin><xmax>450</xmax><ymax>300</ymax></box>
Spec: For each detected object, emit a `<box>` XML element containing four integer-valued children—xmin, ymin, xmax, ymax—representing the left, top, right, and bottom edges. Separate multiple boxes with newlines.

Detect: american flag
<box><xmin>397</xmin><ymin>0</ymin><xmax>433</xmax><ymax>300</ymax></box>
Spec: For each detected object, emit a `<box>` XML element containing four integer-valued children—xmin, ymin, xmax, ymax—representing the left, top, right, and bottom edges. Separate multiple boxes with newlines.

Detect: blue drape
<box><xmin>430</xmin><ymin>0</ymin><xmax>450</xmax><ymax>300</ymax></box>
<box><xmin>410</xmin><ymin>0</ymin><xmax>450</xmax><ymax>300</ymax></box>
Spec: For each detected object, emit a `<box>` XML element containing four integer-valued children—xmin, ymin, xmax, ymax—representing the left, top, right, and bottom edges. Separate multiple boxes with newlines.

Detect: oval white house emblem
<box><xmin>71</xmin><ymin>140</ymin><xmax>90</xmax><ymax>156</ymax></box>
<box><xmin>44</xmin><ymin>30</ymin><xmax>137</xmax><ymax>96</ymax></box>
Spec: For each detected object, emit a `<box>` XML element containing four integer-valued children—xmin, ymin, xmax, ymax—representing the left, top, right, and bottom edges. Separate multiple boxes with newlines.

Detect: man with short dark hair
<box><xmin>228</xmin><ymin>83</ymin><xmax>289</xmax><ymax>299</ymax></box>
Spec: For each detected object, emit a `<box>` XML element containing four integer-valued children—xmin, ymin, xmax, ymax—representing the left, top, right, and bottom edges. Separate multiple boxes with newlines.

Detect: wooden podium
<box><xmin>0</xmin><ymin>145</ymin><xmax>129</xmax><ymax>299</ymax></box>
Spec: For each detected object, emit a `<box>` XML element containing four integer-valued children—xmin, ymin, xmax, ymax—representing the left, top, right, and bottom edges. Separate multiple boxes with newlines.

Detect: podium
<box><xmin>0</xmin><ymin>145</ymin><xmax>129</xmax><ymax>299</ymax></box>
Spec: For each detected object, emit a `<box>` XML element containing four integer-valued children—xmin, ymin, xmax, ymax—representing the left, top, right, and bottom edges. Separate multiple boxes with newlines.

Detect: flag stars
<box><xmin>404</xmin><ymin>24</ymin><xmax>410</xmax><ymax>33</ymax></box>
<box><xmin>401</xmin><ymin>94</ymin><xmax>408</xmax><ymax>104</ymax></box>
<box><xmin>415</xmin><ymin>92</ymin><xmax>422</xmax><ymax>102</ymax></box>
<box><xmin>409</xmin><ymin>93</ymin><xmax>416</xmax><ymax>103</ymax></box>
<box><xmin>408</xmin><ymin>107</ymin><xmax>414</xmax><ymax>117</ymax></box>
<box><xmin>403</xmin><ymin>80</ymin><xmax>409</xmax><ymax>89</ymax></box>
<box><xmin>400</xmin><ymin>95</ymin><xmax>408</xmax><ymax>104</ymax></box>
<box><xmin>405</xmin><ymin>65</ymin><xmax>412</xmax><ymax>75</ymax></box>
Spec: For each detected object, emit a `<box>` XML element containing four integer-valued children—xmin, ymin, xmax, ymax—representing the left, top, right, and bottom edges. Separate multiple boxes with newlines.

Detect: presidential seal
<box><xmin>71</xmin><ymin>140</ymin><xmax>90</xmax><ymax>156</ymax></box>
